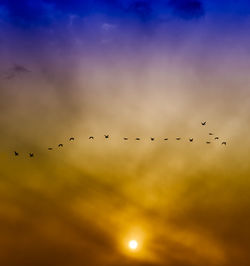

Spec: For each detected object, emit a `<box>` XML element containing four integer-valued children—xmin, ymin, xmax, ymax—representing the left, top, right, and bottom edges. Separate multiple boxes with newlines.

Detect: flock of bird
<box><xmin>2</xmin><ymin>66</ymin><xmax>228</xmax><ymax>158</ymax></box>
<box><xmin>13</xmin><ymin>122</ymin><xmax>227</xmax><ymax>158</ymax></box>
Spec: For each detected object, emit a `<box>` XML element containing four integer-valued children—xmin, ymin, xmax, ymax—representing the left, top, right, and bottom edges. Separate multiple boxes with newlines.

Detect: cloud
<box><xmin>0</xmin><ymin>0</ymin><xmax>205</xmax><ymax>29</ymax></box>
<box><xmin>4</xmin><ymin>0</ymin><xmax>250</xmax><ymax>30</ymax></box>
<box><xmin>11</xmin><ymin>64</ymin><xmax>31</xmax><ymax>73</ymax></box>
<box><xmin>168</xmin><ymin>0</ymin><xmax>205</xmax><ymax>19</ymax></box>
<box><xmin>0</xmin><ymin>0</ymin><xmax>58</xmax><ymax>28</ymax></box>
<box><xmin>1</xmin><ymin>64</ymin><xmax>31</xmax><ymax>80</ymax></box>
<box><xmin>125</xmin><ymin>1</ymin><xmax>153</xmax><ymax>21</ymax></box>
<box><xmin>102</xmin><ymin>22</ymin><xmax>117</xmax><ymax>31</ymax></box>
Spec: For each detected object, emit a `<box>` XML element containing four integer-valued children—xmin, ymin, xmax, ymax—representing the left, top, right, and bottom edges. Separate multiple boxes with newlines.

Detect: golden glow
<box><xmin>129</xmin><ymin>240</ymin><xmax>138</xmax><ymax>250</ymax></box>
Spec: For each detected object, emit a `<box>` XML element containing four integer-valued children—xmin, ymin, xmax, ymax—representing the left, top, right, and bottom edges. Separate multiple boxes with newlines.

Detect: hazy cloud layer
<box><xmin>0</xmin><ymin>1</ymin><xmax>250</xmax><ymax>266</ymax></box>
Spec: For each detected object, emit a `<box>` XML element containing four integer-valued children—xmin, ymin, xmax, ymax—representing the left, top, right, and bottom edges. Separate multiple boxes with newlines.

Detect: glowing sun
<box><xmin>129</xmin><ymin>240</ymin><xmax>138</xmax><ymax>250</ymax></box>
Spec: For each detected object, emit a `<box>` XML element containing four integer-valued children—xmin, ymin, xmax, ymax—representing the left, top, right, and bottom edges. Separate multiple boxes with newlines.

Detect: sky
<box><xmin>0</xmin><ymin>1</ymin><xmax>250</xmax><ymax>265</ymax></box>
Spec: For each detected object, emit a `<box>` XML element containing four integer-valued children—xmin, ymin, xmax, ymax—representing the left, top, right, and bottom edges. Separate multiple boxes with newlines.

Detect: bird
<box><xmin>89</xmin><ymin>136</ymin><xmax>94</xmax><ymax>139</ymax></box>
<box><xmin>222</xmin><ymin>142</ymin><xmax>227</xmax><ymax>146</ymax></box>
<box><xmin>58</xmin><ymin>144</ymin><xmax>63</xmax><ymax>147</ymax></box>
<box><xmin>104</xmin><ymin>135</ymin><xmax>109</xmax><ymax>139</ymax></box>
<box><xmin>136</xmin><ymin>138</ymin><xmax>140</xmax><ymax>141</ymax></box>
<box><xmin>214</xmin><ymin>137</ymin><xmax>219</xmax><ymax>140</ymax></box>
<box><xmin>206</xmin><ymin>141</ymin><xmax>211</xmax><ymax>144</ymax></box>
<box><xmin>48</xmin><ymin>148</ymin><xmax>53</xmax><ymax>150</ymax></box>
<box><xmin>209</xmin><ymin>133</ymin><xmax>214</xmax><ymax>135</ymax></box>
<box><xmin>14</xmin><ymin>151</ymin><xmax>19</xmax><ymax>156</ymax></box>
<box><xmin>69</xmin><ymin>137</ymin><xmax>75</xmax><ymax>141</ymax></box>
<box><xmin>176</xmin><ymin>137</ymin><xmax>181</xmax><ymax>140</ymax></box>
<box><xmin>151</xmin><ymin>138</ymin><xmax>155</xmax><ymax>141</ymax></box>
<box><xmin>189</xmin><ymin>138</ymin><xmax>194</xmax><ymax>142</ymax></box>
<box><xmin>29</xmin><ymin>153</ymin><xmax>34</xmax><ymax>157</ymax></box>
<box><xmin>201</xmin><ymin>121</ymin><xmax>207</xmax><ymax>126</ymax></box>
<box><xmin>164</xmin><ymin>138</ymin><xmax>168</xmax><ymax>141</ymax></box>
<box><xmin>123</xmin><ymin>137</ymin><xmax>128</xmax><ymax>140</ymax></box>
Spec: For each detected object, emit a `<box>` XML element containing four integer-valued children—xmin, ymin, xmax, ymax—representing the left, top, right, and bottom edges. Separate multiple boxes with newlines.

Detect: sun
<box><xmin>129</xmin><ymin>240</ymin><xmax>138</xmax><ymax>250</ymax></box>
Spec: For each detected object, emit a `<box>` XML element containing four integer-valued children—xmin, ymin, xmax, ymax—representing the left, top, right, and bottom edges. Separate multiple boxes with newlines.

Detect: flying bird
<box><xmin>29</xmin><ymin>153</ymin><xmax>34</xmax><ymax>157</ymax></box>
<box><xmin>89</xmin><ymin>136</ymin><xmax>94</xmax><ymax>139</ymax></box>
<box><xmin>69</xmin><ymin>137</ymin><xmax>75</xmax><ymax>141</ymax></box>
<box><xmin>14</xmin><ymin>151</ymin><xmax>19</xmax><ymax>156</ymax></box>
<box><xmin>164</xmin><ymin>138</ymin><xmax>168</xmax><ymax>141</ymax></box>
<box><xmin>201</xmin><ymin>121</ymin><xmax>207</xmax><ymax>126</ymax></box>
<box><xmin>209</xmin><ymin>133</ymin><xmax>214</xmax><ymax>135</ymax></box>
<box><xmin>151</xmin><ymin>138</ymin><xmax>155</xmax><ymax>141</ymax></box>
<box><xmin>214</xmin><ymin>137</ymin><xmax>219</xmax><ymax>140</ymax></box>
<box><xmin>58</xmin><ymin>144</ymin><xmax>63</xmax><ymax>147</ymax></box>
<box><xmin>104</xmin><ymin>135</ymin><xmax>109</xmax><ymax>139</ymax></box>
<box><xmin>189</xmin><ymin>138</ymin><xmax>194</xmax><ymax>142</ymax></box>
<box><xmin>222</xmin><ymin>142</ymin><xmax>227</xmax><ymax>145</ymax></box>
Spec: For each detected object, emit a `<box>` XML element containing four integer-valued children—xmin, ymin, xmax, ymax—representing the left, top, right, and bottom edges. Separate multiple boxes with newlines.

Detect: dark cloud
<box><xmin>125</xmin><ymin>1</ymin><xmax>153</xmax><ymax>21</ymax></box>
<box><xmin>0</xmin><ymin>0</ymin><xmax>54</xmax><ymax>28</ymax></box>
<box><xmin>168</xmin><ymin>0</ymin><xmax>205</xmax><ymax>19</ymax></box>
<box><xmin>4</xmin><ymin>0</ymin><xmax>250</xmax><ymax>29</ymax></box>
<box><xmin>2</xmin><ymin>64</ymin><xmax>31</xmax><ymax>80</ymax></box>
<box><xmin>11</xmin><ymin>64</ymin><xmax>31</xmax><ymax>73</ymax></box>
<box><xmin>0</xmin><ymin>0</ymin><xmax>206</xmax><ymax>29</ymax></box>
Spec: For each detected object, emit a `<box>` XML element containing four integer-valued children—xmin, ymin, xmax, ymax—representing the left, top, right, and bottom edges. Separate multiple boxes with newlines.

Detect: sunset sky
<box><xmin>0</xmin><ymin>1</ymin><xmax>250</xmax><ymax>265</ymax></box>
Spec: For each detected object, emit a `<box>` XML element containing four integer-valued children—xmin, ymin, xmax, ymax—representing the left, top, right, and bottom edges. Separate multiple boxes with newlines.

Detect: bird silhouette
<box><xmin>69</xmin><ymin>137</ymin><xmax>75</xmax><ymax>141</ymax></box>
<box><xmin>164</xmin><ymin>138</ymin><xmax>168</xmax><ymax>141</ymax></box>
<box><xmin>176</xmin><ymin>137</ymin><xmax>181</xmax><ymax>140</ymax></box>
<box><xmin>189</xmin><ymin>138</ymin><xmax>194</xmax><ymax>142</ymax></box>
<box><xmin>209</xmin><ymin>133</ymin><xmax>213</xmax><ymax>135</ymax></box>
<box><xmin>201</xmin><ymin>121</ymin><xmax>207</xmax><ymax>126</ymax></box>
<box><xmin>14</xmin><ymin>151</ymin><xmax>19</xmax><ymax>156</ymax></box>
<box><xmin>222</xmin><ymin>142</ymin><xmax>227</xmax><ymax>145</ymax></box>
<box><xmin>48</xmin><ymin>148</ymin><xmax>53</xmax><ymax>150</ymax></box>
<box><xmin>206</xmin><ymin>141</ymin><xmax>211</xmax><ymax>144</ymax></box>
<box><xmin>58</xmin><ymin>144</ymin><xmax>63</xmax><ymax>147</ymax></box>
<box><xmin>123</xmin><ymin>137</ymin><xmax>128</xmax><ymax>140</ymax></box>
<box><xmin>29</xmin><ymin>153</ymin><xmax>34</xmax><ymax>157</ymax></box>
<box><xmin>104</xmin><ymin>135</ymin><xmax>109</xmax><ymax>139</ymax></box>
<box><xmin>151</xmin><ymin>138</ymin><xmax>155</xmax><ymax>141</ymax></box>
<box><xmin>136</xmin><ymin>138</ymin><xmax>140</xmax><ymax>141</ymax></box>
<box><xmin>214</xmin><ymin>137</ymin><xmax>219</xmax><ymax>140</ymax></box>
<box><xmin>89</xmin><ymin>136</ymin><xmax>94</xmax><ymax>139</ymax></box>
